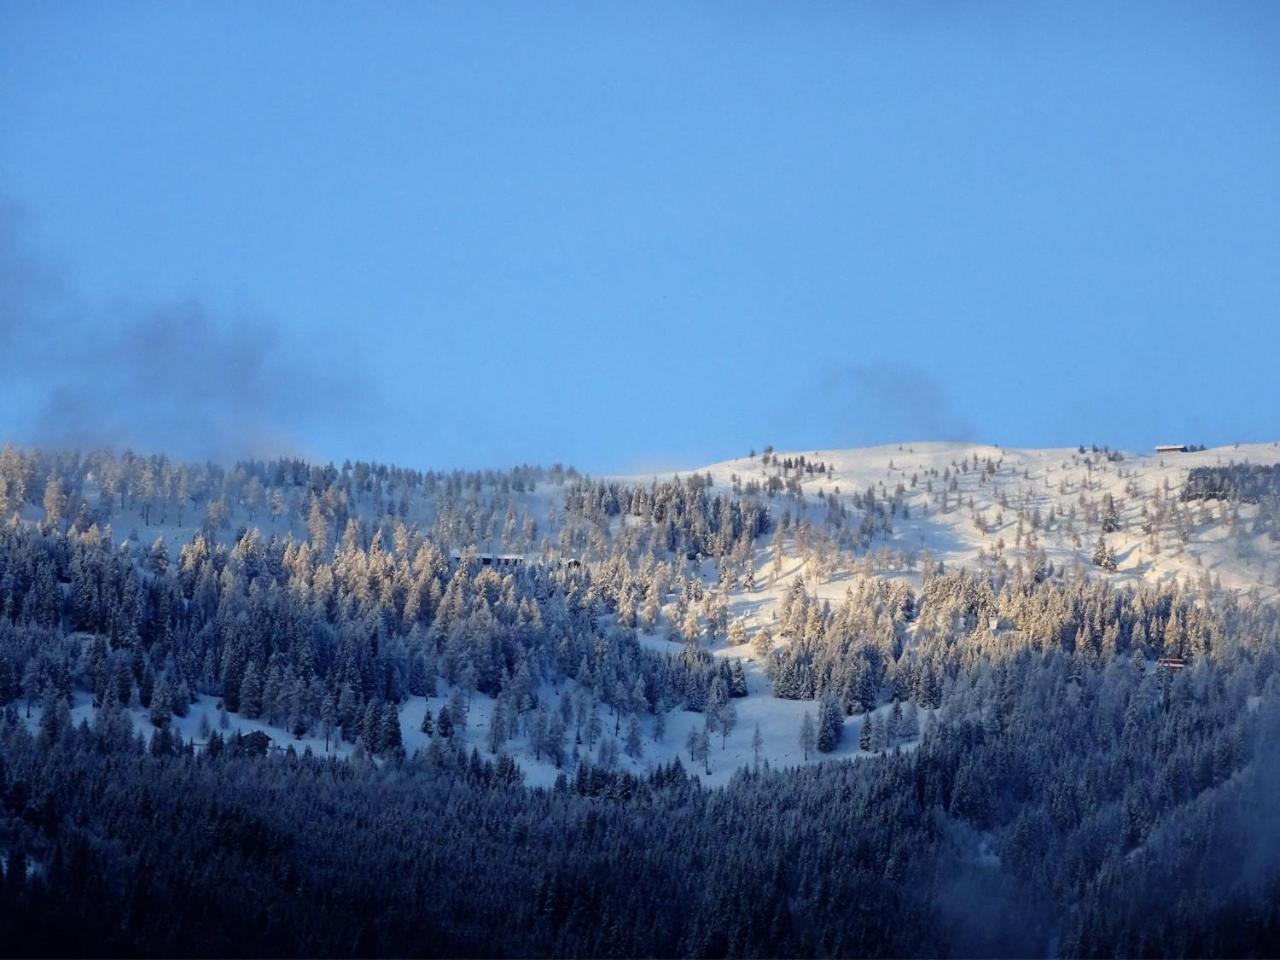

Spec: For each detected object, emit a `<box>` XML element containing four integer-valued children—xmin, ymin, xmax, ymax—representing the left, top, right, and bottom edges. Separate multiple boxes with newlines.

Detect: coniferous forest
<box><xmin>1</xmin><ymin>446</ymin><xmax>1280</xmax><ymax>956</ymax></box>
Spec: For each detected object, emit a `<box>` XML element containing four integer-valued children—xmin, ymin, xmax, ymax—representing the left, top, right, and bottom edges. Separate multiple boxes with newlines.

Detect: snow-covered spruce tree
<box><xmin>1092</xmin><ymin>534</ymin><xmax>1118</xmax><ymax>572</ymax></box>
<box><xmin>816</xmin><ymin>692</ymin><xmax>843</xmax><ymax>752</ymax></box>
<box><xmin>799</xmin><ymin>711</ymin><xmax>817</xmax><ymax>761</ymax></box>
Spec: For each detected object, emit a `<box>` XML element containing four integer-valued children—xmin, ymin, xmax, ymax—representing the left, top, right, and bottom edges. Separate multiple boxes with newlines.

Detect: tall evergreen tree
<box><xmin>799</xmin><ymin>712</ymin><xmax>817</xmax><ymax>761</ymax></box>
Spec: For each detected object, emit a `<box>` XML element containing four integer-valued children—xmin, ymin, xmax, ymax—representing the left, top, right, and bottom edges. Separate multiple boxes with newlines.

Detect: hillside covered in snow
<box><xmin>3</xmin><ymin>440</ymin><xmax>1279</xmax><ymax>785</ymax></box>
<box><xmin>3</xmin><ymin>438</ymin><xmax>1280</xmax><ymax>955</ymax></box>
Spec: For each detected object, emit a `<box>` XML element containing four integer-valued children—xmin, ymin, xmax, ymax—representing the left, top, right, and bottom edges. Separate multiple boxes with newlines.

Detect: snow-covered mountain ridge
<box><xmin>6</xmin><ymin>438</ymin><xmax>1279</xmax><ymax>789</ymax></box>
<box><xmin>625</xmin><ymin>440</ymin><xmax>1280</xmax><ymax>603</ymax></box>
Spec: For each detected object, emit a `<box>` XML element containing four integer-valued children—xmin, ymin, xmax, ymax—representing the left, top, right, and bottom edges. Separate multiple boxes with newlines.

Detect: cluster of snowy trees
<box><xmin>767</xmin><ymin>558</ymin><xmax>1265</xmax><ymax>704</ymax></box>
<box><xmin>3</xmin><ymin>621</ymin><xmax>1278</xmax><ymax>956</ymax></box>
<box><xmin>4</xmin><ymin>444</ymin><xmax>1280</xmax><ymax>955</ymax></box>
<box><xmin>561</xmin><ymin>474</ymin><xmax>770</xmax><ymax>563</ymax></box>
<box><xmin>0</xmin><ymin>445</ymin><xmax>568</xmax><ymax>557</ymax></box>
<box><xmin>1183</xmin><ymin>464</ymin><xmax>1280</xmax><ymax>544</ymax></box>
<box><xmin>797</xmin><ymin>692</ymin><xmax>845</xmax><ymax>759</ymax></box>
<box><xmin>0</xmin><ymin>516</ymin><xmax>749</xmax><ymax>770</ymax></box>
<box><xmin>1183</xmin><ymin>463</ymin><xmax>1280</xmax><ymax>505</ymax></box>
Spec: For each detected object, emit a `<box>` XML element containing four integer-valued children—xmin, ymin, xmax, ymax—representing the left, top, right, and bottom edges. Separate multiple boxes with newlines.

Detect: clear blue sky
<box><xmin>1</xmin><ymin>2</ymin><xmax>1277</xmax><ymax>472</ymax></box>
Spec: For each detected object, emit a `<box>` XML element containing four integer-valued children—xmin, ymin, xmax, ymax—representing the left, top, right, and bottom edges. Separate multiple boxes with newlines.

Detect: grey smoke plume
<box><xmin>0</xmin><ymin>200</ymin><xmax>372</xmax><ymax>461</ymax></box>
<box><xmin>816</xmin><ymin>362</ymin><xmax>976</xmax><ymax>444</ymax></box>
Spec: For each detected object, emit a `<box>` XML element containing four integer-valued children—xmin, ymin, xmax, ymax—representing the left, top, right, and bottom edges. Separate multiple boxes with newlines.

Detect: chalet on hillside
<box><xmin>478</xmin><ymin>554</ymin><xmax>522</xmax><ymax>569</ymax></box>
<box><xmin>450</xmin><ymin>554</ymin><xmax>582</xmax><ymax>571</ymax></box>
<box><xmin>452</xmin><ymin>553</ymin><xmax>524</xmax><ymax>570</ymax></box>
<box><xmin>1155</xmin><ymin>444</ymin><xmax>1188</xmax><ymax>454</ymax></box>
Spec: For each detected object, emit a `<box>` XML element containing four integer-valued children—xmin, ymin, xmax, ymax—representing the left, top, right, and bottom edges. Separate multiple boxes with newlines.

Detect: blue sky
<box><xmin>1</xmin><ymin>2</ymin><xmax>1277</xmax><ymax>472</ymax></box>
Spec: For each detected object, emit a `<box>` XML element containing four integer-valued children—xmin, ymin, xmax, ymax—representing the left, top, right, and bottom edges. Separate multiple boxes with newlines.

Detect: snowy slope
<box><xmin>29</xmin><ymin>676</ymin><xmax>915</xmax><ymax>790</ymax></box>
<box><xmin>24</xmin><ymin>439</ymin><xmax>1279</xmax><ymax>787</ymax></box>
<box><xmin>629</xmin><ymin>440</ymin><xmax>1280</xmax><ymax>603</ymax></box>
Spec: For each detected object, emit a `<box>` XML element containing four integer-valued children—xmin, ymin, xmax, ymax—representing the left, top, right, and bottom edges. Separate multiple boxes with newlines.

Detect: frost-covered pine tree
<box><xmin>869</xmin><ymin>714</ymin><xmax>887</xmax><ymax>753</ymax></box>
<box><xmin>148</xmin><ymin>537</ymin><xmax>169</xmax><ymax>575</ymax></box>
<box><xmin>1101</xmin><ymin>493</ymin><xmax>1120</xmax><ymax>533</ymax></box>
<box><xmin>310</xmin><ymin>692</ymin><xmax>330</xmax><ymax>749</ymax></box>
<box><xmin>817</xmin><ymin>693</ymin><xmax>843</xmax><ymax>753</ymax></box>
<box><xmin>436</xmin><ymin>704</ymin><xmax>454</xmax><ymax>739</ymax></box>
<box><xmin>1092</xmin><ymin>534</ymin><xmax>1118</xmax><ymax>572</ymax></box>
<box><xmin>691</xmin><ymin>724</ymin><xmax>711</xmax><ymax>774</ymax></box>
<box><xmin>488</xmin><ymin>700</ymin><xmax>508</xmax><ymax>754</ymax></box>
<box><xmin>640</xmin><ymin>588</ymin><xmax>661</xmax><ymax>631</ymax></box>
<box><xmin>42</xmin><ymin>476</ymin><xmax>66</xmax><ymax>531</ymax></box>
<box><xmin>239</xmin><ymin>663</ymin><xmax>263</xmax><ymax>719</ymax></box>
<box><xmin>585</xmin><ymin>710</ymin><xmax>603</xmax><ymax>750</ymax></box>
<box><xmin>729</xmin><ymin>660</ymin><xmax>748</xmax><ymax>697</ymax></box>
<box><xmin>799</xmin><ymin>712</ymin><xmax>817</xmax><ymax>761</ymax></box>
<box><xmin>597</xmin><ymin>735</ymin><xmax>619</xmax><ymax>770</ymax></box>
<box><xmin>381</xmin><ymin>703</ymin><xmax>403</xmax><ymax>757</ymax></box>
<box><xmin>149</xmin><ymin>672</ymin><xmax>172</xmax><ymax>727</ymax></box>
<box><xmin>624</xmin><ymin>715</ymin><xmax>643</xmax><ymax>759</ymax></box>
<box><xmin>900</xmin><ymin>701</ymin><xmax>919</xmax><ymax>741</ymax></box>
<box><xmin>447</xmin><ymin>687</ymin><xmax>469</xmax><ymax>732</ymax></box>
<box><xmin>717</xmin><ymin>694</ymin><xmax>737</xmax><ymax>749</ymax></box>
<box><xmin>886</xmin><ymin>700</ymin><xmax>903</xmax><ymax>748</ymax></box>
<box><xmin>546</xmin><ymin>715</ymin><xmax>567</xmax><ymax>767</ymax></box>
<box><xmin>752</xmin><ymin>626</ymin><xmax>773</xmax><ymax>661</ymax></box>
<box><xmin>528</xmin><ymin>709</ymin><xmax>548</xmax><ymax>759</ymax></box>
